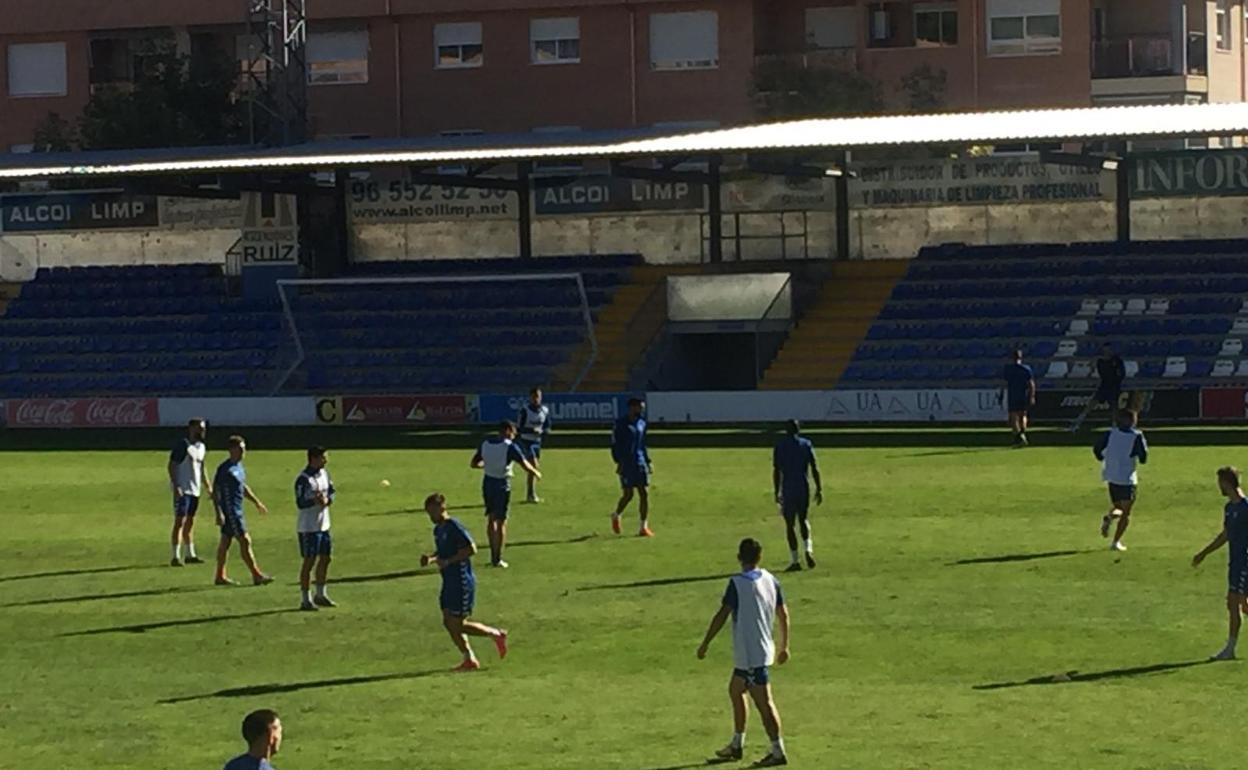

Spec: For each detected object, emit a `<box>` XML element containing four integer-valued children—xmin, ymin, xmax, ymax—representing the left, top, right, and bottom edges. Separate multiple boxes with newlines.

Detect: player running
<box><xmin>1001</xmin><ymin>349</ymin><xmax>1035</xmax><ymax>447</ymax></box>
<box><xmin>470</xmin><ymin>420</ymin><xmax>541</xmax><ymax>568</ymax></box>
<box><xmin>611</xmin><ymin>397</ymin><xmax>653</xmax><ymax>537</ymax></box>
<box><xmin>212</xmin><ymin>435</ymin><xmax>274</xmax><ymax>586</ymax></box>
<box><xmin>1071</xmin><ymin>343</ymin><xmax>1126</xmax><ymax>431</ymax></box>
<box><xmin>697</xmin><ymin>538</ymin><xmax>791</xmax><ymax>768</ymax></box>
<box><xmin>1093</xmin><ymin>409</ymin><xmax>1148</xmax><ymax>553</ymax></box>
<box><xmin>223</xmin><ymin>709</ymin><xmax>281</xmax><ymax>770</ymax></box>
<box><xmin>419</xmin><ymin>493</ymin><xmax>509</xmax><ymax>671</ymax></box>
<box><xmin>1191</xmin><ymin>466</ymin><xmax>1248</xmax><ymax>661</ymax></box>
<box><xmin>517</xmin><ymin>387</ymin><xmax>552</xmax><ymax>503</ymax></box>
<box><xmin>295</xmin><ymin>446</ymin><xmax>335</xmax><ymax>611</ymax></box>
<box><xmin>168</xmin><ymin>418</ymin><xmax>212</xmax><ymax>566</ymax></box>
<box><xmin>773</xmin><ymin>420</ymin><xmax>823</xmax><ymax>572</ymax></box>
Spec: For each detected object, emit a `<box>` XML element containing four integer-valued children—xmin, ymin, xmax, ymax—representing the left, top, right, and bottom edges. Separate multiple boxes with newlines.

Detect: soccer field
<box><xmin>0</xmin><ymin>429</ymin><xmax>1242</xmax><ymax>769</ymax></box>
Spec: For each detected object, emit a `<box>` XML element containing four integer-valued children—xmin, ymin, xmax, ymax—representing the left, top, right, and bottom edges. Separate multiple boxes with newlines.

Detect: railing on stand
<box><xmin>700</xmin><ymin>211</ymin><xmax>810</xmax><ymax>262</ymax></box>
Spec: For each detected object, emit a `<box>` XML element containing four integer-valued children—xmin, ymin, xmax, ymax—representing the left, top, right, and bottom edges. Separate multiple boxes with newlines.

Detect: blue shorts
<box><xmin>220</xmin><ymin>513</ymin><xmax>247</xmax><ymax>538</ymax></box>
<box><xmin>174</xmin><ymin>495</ymin><xmax>200</xmax><ymax>518</ymax></box>
<box><xmin>298</xmin><ymin>531</ymin><xmax>332</xmax><ymax>558</ymax></box>
<box><xmin>1094</xmin><ymin>386</ymin><xmax>1122</xmax><ymax>407</ymax></box>
<box><xmin>519</xmin><ymin>438</ymin><xmax>541</xmax><ymax>461</ymax></box>
<box><xmin>1230</xmin><ymin>558</ymin><xmax>1248</xmax><ymax>595</ymax></box>
<box><xmin>733</xmin><ymin>666</ymin><xmax>770</xmax><ymax>687</ymax></box>
<box><xmin>1007</xmin><ymin>398</ymin><xmax>1029</xmax><ymax>414</ymax></box>
<box><xmin>1108</xmin><ymin>484</ymin><xmax>1137</xmax><ymax>504</ymax></box>
<box><xmin>483</xmin><ymin>477</ymin><xmax>511</xmax><ymax>520</ymax></box>
<box><xmin>619</xmin><ymin>464</ymin><xmax>650</xmax><ymax>489</ymax></box>
<box><xmin>781</xmin><ymin>493</ymin><xmax>809</xmax><ymax>522</ymax></box>
<box><xmin>440</xmin><ymin>573</ymin><xmax>476</xmax><ymax>617</ymax></box>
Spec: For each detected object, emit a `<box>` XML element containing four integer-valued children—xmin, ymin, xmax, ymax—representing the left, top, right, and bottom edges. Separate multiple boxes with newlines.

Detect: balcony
<box><xmin>1091</xmin><ymin>32</ymin><xmax>1209</xmax><ymax>103</ymax></box>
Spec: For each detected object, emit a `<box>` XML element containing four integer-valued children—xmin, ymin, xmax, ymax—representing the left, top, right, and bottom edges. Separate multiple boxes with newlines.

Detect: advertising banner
<box><xmin>1</xmin><ymin>192</ymin><xmax>160</xmax><ymax>232</ymax></box>
<box><xmin>1201</xmin><ymin>387</ymin><xmax>1247</xmax><ymax>420</ymax></box>
<box><xmin>317</xmin><ymin>395</ymin><xmax>476</xmax><ymax>425</ymax></box>
<box><xmin>1029</xmin><ymin>389</ymin><xmax>1199</xmax><ymax>421</ymax></box>
<box><xmin>348</xmin><ymin>176</ymin><xmax>517</xmax><ymax>223</ymax></box>
<box><xmin>848</xmin><ymin>155</ymin><xmax>1113</xmax><ymax>208</ymax></box>
<box><xmin>1132</xmin><ymin>150</ymin><xmax>1248</xmax><ymax>198</ymax></box>
<box><xmin>158</xmin><ymin>397</ymin><xmax>317</xmax><ymax>427</ymax></box>
<box><xmin>648</xmin><ymin>389</ymin><xmax>1004</xmax><ymax>423</ymax></box>
<box><xmin>477</xmin><ymin>392</ymin><xmax>632</xmax><ymax>424</ymax></box>
<box><xmin>535</xmin><ymin>176</ymin><xmax>705</xmax><ymax>215</ymax></box>
<box><xmin>722</xmin><ymin>176</ymin><xmax>834</xmax><ymax>212</ymax></box>
<box><xmin>5</xmin><ymin>398</ymin><xmax>159</xmax><ymax>428</ymax></box>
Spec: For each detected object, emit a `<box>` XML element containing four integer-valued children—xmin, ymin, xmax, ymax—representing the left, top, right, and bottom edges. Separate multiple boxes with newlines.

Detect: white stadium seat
<box><xmin>1124</xmin><ymin>360</ymin><xmax>1139</xmax><ymax>378</ymax></box>
<box><xmin>1235</xmin><ymin>318</ymin><xmax>1248</xmax><ymax>335</ymax></box>
<box><xmin>1067</xmin><ymin>319</ymin><xmax>1089</xmax><ymax>336</ymax></box>
<box><xmin>1078</xmin><ymin>298</ymin><xmax>1100</xmax><ymax>316</ymax></box>
<box><xmin>1045</xmin><ymin>360</ymin><xmax>1069</xmax><ymax>379</ymax></box>
<box><xmin>1220</xmin><ymin>338</ymin><xmax>1243</xmax><ymax>357</ymax></box>
<box><xmin>1240</xmin><ymin>299</ymin><xmax>1248</xmax><ymax>315</ymax></box>
<box><xmin>1146</xmin><ymin>298</ymin><xmax>1170</xmax><ymax>315</ymax></box>
<box><xmin>1238</xmin><ymin>360</ymin><xmax>1248</xmax><ymax>377</ymax></box>
<box><xmin>1213</xmin><ymin>360</ymin><xmax>1236</xmax><ymax>377</ymax></box>
<box><xmin>1163</xmin><ymin>356</ymin><xmax>1187</xmax><ymax>378</ymax></box>
<box><xmin>1123</xmin><ymin>298</ymin><xmax>1147</xmax><ymax>315</ymax></box>
<box><xmin>1101</xmin><ymin>298</ymin><xmax>1124</xmax><ymax>316</ymax></box>
<box><xmin>1069</xmin><ymin>360</ymin><xmax>1093</xmax><ymax>379</ymax></box>
<box><xmin>1056</xmin><ymin>339</ymin><xmax>1079</xmax><ymax>358</ymax></box>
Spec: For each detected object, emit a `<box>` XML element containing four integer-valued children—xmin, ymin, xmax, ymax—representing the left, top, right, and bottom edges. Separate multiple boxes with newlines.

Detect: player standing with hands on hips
<box><xmin>295</xmin><ymin>446</ymin><xmax>336</xmax><ymax>611</ymax></box>
<box><xmin>168</xmin><ymin>418</ymin><xmax>212</xmax><ymax>566</ymax></box>
<box><xmin>517</xmin><ymin>387</ymin><xmax>551</xmax><ymax>503</ymax></box>
<box><xmin>611</xmin><ymin>397</ymin><xmax>653</xmax><ymax>537</ymax></box>
<box><xmin>1192</xmin><ymin>466</ymin><xmax>1248</xmax><ymax>661</ymax></box>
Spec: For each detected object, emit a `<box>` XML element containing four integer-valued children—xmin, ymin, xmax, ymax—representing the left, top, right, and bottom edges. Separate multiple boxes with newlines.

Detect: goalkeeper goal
<box><xmin>270</xmin><ymin>273</ymin><xmax>598</xmax><ymax>396</ymax></box>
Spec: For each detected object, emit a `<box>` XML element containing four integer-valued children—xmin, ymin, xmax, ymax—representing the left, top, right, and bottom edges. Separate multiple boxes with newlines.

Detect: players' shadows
<box><xmin>61</xmin><ymin>608</ymin><xmax>298</xmax><ymax>637</ymax></box>
<box><xmin>509</xmin><ymin>533</ymin><xmax>598</xmax><ymax>548</ymax></box>
<box><xmin>578</xmin><ymin>574</ymin><xmax>733</xmax><ymax>592</ymax></box>
<box><xmin>366</xmin><ymin>505</ymin><xmax>476</xmax><ymax>517</ymax></box>
<box><xmin>974</xmin><ymin>659</ymin><xmax>1215</xmax><ymax>690</ymax></box>
<box><xmin>887</xmin><ymin>447</ymin><xmax>1003</xmax><ymax>459</ymax></box>
<box><xmin>0</xmin><ymin>564</ymin><xmax>161</xmax><ymax>583</ymax></box>
<box><xmin>641</xmin><ymin>763</ymin><xmax>723</xmax><ymax>770</ymax></box>
<box><xmin>158</xmin><ymin>669</ymin><xmax>444</xmax><ymax>704</ymax></box>
<box><xmin>330</xmin><ymin>569</ymin><xmax>432</xmax><ymax>585</ymax></box>
<box><xmin>2</xmin><ymin>584</ymin><xmax>217</xmax><ymax>608</ymax></box>
<box><xmin>950</xmin><ymin>550</ymin><xmax>1085</xmax><ymax>566</ymax></box>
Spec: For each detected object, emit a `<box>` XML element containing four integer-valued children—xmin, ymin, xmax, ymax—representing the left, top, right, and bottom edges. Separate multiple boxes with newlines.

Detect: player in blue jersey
<box><xmin>611</xmin><ymin>397</ymin><xmax>653</xmax><ymax>537</ymax></box>
<box><xmin>1192</xmin><ymin>466</ymin><xmax>1248</xmax><ymax>661</ymax></box>
<box><xmin>1001</xmin><ymin>349</ymin><xmax>1035</xmax><ymax>447</ymax></box>
<box><xmin>167</xmin><ymin>418</ymin><xmax>212</xmax><ymax>566</ymax></box>
<box><xmin>470</xmin><ymin>420</ymin><xmax>541</xmax><ymax>568</ymax></box>
<box><xmin>212</xmin><ymin>435</ymin><xmax>274</xmax><ymax>586</ymax></box>
<box><xmin>1093</xmin><ymin>409</ymin><xmax>1148</xmax><ymax>552</ymax></box>
<box><xmin>697</xmin><ymin>538</ymin><xmax>791</xmax><ymax>767</ymax></box>
<box><xmin>773</xmin><ymin>420</ymin><xmax>823</xmax><ymax>572</ymax></box>
<box><xmin>1071</xmin><ymin>343</ymin><xmax>1127</xmax><ymax>432</ymax></box>
<box><xmin>222</xmin><ymin>708</ymin><xmax>281</xmax><ymax>770</ymax></box>
<box><xmin>517</xmin><ymin>387</ymin><xmax>552</xmax><ymax>503</ymax></box>
<box><xmin>420</xmin><ymin>493</ymin><xmax>509</xmax><ymax>672</ymax></box>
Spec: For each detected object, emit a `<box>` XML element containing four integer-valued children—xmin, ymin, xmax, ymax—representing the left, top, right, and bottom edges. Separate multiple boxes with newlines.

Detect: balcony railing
<box><xmin>1092</xmin><ymin>32</ymin><xmax>1208</xmax><ymax>79</ymax></box>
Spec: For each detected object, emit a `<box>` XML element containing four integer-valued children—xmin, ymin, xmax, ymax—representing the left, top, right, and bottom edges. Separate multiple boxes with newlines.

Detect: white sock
<box><xmin>731</xmin><ymin>732</ymin><xmax>744</xmax><ymax>749</ymax></box>
<box><xmin>789</xmin><ymin>549</ymin><xmax>799</xmax><ymax>564</ymax></box>
<box><xmin>315</xmin><ymin>583</ymin><xmax>328</xmax><ymax>599</ymax></box>
<box><xmin>804</xmin><ymin>538</ymin><xmax>813</xmax><ymax>553</ymax></box>
<box><xmin>641</xmin><ymin>518</ymin><xmax>649</xmax><ymax>529</ymax></box>
<box><xmin>187</xmin><ymin>543</ymin><xmax>197</xmax><ymax>558</ymax></box>
<box><xmin>771</xmin><ymin>737</ymin><xmax>786</xmax><ymax>757</ymax></box>
<box><xmin>301</xmin><ymin>588</ymin><xmax>312</xmax><ymax>604</ymax></box>
<box><xmin>172</xmin><ymin>544</ymin><xmax>181</xmax><ymax>560</ymax></box>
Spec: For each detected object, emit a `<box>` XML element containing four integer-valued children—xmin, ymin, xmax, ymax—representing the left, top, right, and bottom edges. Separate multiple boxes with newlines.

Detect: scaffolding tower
<box><xmin>244</xmin><ymin>0</ymin><xmax>308</xmax><ymax>147</ymax></box>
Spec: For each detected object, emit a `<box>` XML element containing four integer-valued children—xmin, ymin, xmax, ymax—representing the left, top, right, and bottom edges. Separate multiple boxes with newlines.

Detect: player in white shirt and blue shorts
<box><xmin>470</xmin><ymin>421</ymin><xmax>541</xmax><ymax>568</ymax></box>
<box><xmin>167</xmin><ymin>418</ymin><xmax>212</xmax><ymax>567</ymax></box>
<box><xmin>295</xmin><ymin>446</ymin><xmax>336</xmax><ymax>611</ymax></box>
<box><xmin>517</xmin><ymin>387</ymin><xmax>552</xmax><ymax>503</ymax></box>
<box><xmin>1093</xmin><ymin>409</ymin><xmax>1149</xmax><ymax>553</ymax></box>
<box><xmin>697</xmin><ymin>538</ymin><xmax>792</xmax><ymax>767</ymax></box>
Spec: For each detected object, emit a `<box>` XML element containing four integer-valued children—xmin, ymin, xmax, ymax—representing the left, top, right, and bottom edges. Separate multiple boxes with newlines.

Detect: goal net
<box><xmin>270</xmin><ymin>273</ymin><xmax>598</xmax><ymax>396</ymax></box>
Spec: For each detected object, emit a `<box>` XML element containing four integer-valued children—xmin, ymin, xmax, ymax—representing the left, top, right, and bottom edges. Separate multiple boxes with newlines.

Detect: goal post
<box><xmin>270</xmin><ymin>273</ymin><xmax>598</xmax><ymax>396</ymax></box>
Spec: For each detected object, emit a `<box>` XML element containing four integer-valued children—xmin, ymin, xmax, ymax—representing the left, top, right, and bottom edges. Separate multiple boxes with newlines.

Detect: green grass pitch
<box><xmin>1</xmin><ymin>428</ymin><xmax>1243</xmax><ymax>769</ymax></box>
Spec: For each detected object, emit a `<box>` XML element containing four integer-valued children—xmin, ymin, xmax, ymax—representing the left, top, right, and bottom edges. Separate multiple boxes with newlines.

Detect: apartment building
<box><xmin>1</xmin><ymin>1</ymin><xmax>1244</xmax><ymax>153</ymax></box>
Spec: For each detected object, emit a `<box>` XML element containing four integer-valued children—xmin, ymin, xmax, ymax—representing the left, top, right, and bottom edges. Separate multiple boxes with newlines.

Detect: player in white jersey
<box><xmin>1093</xmin><ymin>409</ymin><xmax>1149</xmax><ymax>552</ymax></box>
<box><xmin>295</xmin><ymin>446</ymin><xmax>336</xmax><ymax>611</ymax></box>
<box><xmin>697</xmin><ymin>538</ymin><xmax>791</xmax><ymax>768</ymax></box>
<box><xmin>167</xmin><ymin>418</ymin><xmax>212</xmax><ymax>567</ymax></box>
<box><xmin>517</xmin><ymin>387</ymin><xmax>552</xmax><ymax>503</ymax></box>
<box><xmin>470</xmin><ymin>421</ymin><xmax>541</xmax><ymax>568</ymax></box>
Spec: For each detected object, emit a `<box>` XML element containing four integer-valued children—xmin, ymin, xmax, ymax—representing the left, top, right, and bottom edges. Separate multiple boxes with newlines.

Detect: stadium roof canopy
<box><xmin>1</xmin><ymin>102</ymin><xmax>1247</xmax><ymax>180</ymax></box>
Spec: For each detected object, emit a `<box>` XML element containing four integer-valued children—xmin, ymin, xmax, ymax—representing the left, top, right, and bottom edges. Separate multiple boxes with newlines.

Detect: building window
<box><xmin>10</xmin><ymin>144</ymin><xmax>34</xmax><ymax>154</ymax></box>
<box><xmin>650</xmin><ymin>11</ymin><xmax>718</xmax><ymax>70</ymax></box>
<box><xmin>531</xmin><ymin>17</ymin><xmax>580</xmax><ymax>64</ymax></box>
<box><xmin>307</xmin><ymin>28</ymin><xmax>369</xmax><ymax>84</ymax></box>
<box><xmin>1216</xmin><ymin>0</ymin><xmax>1232</xmax><ymax>50</ymax></box>
<box><xmin>987</xmin><ymin>0</ymin><xmax>1061</xmax><ymax>56</ymax></box>
<box><xmin>7</xmin><ymin>42</ymin><xmax>68</xmax><ymax>97</ymax></box>
<box><xmin>915</xmin><ymin>3</ymin><xmax>958</xmax><ymax>47</ymax></box>
<box><xmin>435</xmin><ymin>22</ymin><xmax>483</xmax><ymax>69</ymax></box>
<box><xmin>805</xmin><ymin>7</ymin><xmax>856</xmax><ymax>50</ymax></box>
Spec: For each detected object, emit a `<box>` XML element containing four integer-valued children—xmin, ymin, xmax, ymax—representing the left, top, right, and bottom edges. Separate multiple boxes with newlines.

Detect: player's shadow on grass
<box><xmin>974</xmin><ymin>659</ymin><xmax>1214</xmax><ymax>690</ymax></box>
<box><xmin>578</xmin><ymin>574</ymin><xmax>733</xmax><ymax>592</ymax></box>
<box><xmin>61</xmin><ymin>608</ymin><xmax>298</xmax><ymax>637</ymax></box>
<box><xmin>158</xmin><ymin>669</ymin><xmax>444</xmax><ymax>704</ymax></box>
<box><xmin>2</xmin><ymin>584</ymin><xmax>217</xmax><ymax>608</ymax></box>
<box><xmin>0</xmin><ymin>564</ymin><xmax>161</xmax><ymax>583</ymax></box>
<box><xmin>331</xmin><ymin>569</ymin><xmax>433</xmax><ymax>584</ymax></box>
<box><xmin>950</xmin><ymin>550</ymin><xmax>1085</xmax><ymax>566</ymax></box>
<box><xmin>509</xmin><ymin>533</ymin><xmax>598</xmax><ymax>548</ymax></box>
<box><xmin>366</xmin><ymin>505</ymin><xmax>477</xmax><ymax>517</ymax></box>
<box><xmin>887</xmin><ymin>447</ymin><xmax>1003</xmax><ymax>459</ymax></box>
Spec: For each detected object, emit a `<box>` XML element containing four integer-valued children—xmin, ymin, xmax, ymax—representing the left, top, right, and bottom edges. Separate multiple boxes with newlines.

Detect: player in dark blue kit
<box><xmin>211</xmin><ymin>435</ymin><xmax>273</xmax><ymax>587</ymax></box>
<box><xmin>773</xmin><ymin>420</ymin><xmax>823</xmax><ymax>572</ymax></box>
<box><xmin>1001</xmin><ymin>349</ymin><xmax>1035</xmax><ymax>447</ymax></box>
<box><xmin>611</xmin><ymin>397</ymin><xmax>653</xmax><ymax>537</ymax></box>
<box><xmin>1192</xmin><ymin>466</ymin><xmax>1248</xmax><ymax>661</ymax></box>
<box><xmin>1071</xmin><ymin>343</ymin><xmax>1127</xmax><ymax>432</ymax></box>
<box><xmin>420</xmin><ymin>493</ymin><xmax>508</xmax><ymax>671</ymax></box>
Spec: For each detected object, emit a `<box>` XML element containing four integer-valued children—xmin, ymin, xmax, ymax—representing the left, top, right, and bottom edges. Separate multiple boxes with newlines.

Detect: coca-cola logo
<box><xmin>85</xmin><ymin>399</ymin><xmax>152</xmax><ymax>425</ymax></box>
<box><xmin>15</xmin><ymin>399</ymin><xmax>77</xmax><ymax>425</ymax></box>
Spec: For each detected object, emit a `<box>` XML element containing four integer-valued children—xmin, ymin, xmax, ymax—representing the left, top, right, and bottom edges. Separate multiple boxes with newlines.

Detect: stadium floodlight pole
<box><xmin>270</xmin><ymin>273</ymin><xmax>598</xmax><ymax>395</ymax></box>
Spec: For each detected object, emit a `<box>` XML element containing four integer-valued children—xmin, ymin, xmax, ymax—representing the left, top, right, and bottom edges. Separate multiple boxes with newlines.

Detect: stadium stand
<box><xmin>0</xmin><ymin>255</ymin><xmax>639</xmax><ymax>397</ymax></box>
<box><xmin>837</xmin><ymin>240</ymin><xmax>1248</xmax><ymax>389</ymax></box>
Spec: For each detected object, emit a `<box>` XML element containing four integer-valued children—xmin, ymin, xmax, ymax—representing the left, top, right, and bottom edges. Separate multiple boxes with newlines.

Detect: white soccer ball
<box><xmin>380</xmin><ymin>479</ymin><xmax>391</xmax><ymax>488</ymax></box>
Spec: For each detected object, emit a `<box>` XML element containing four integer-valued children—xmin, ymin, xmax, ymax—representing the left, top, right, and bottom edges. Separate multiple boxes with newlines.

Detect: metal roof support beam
<box><xmin>517</xmin><ymin>161</ymin><xmax>533</xmax><ymax>261</ymax></box>
<box><xmin>707</xmin><ymin>154</ymin><xmax>724</xmax><ymax>264</ymax></box>
<box><xmin>835</xmin><ymin>151</ymin><xmax>850</xmax><ymax>261</ymax></box>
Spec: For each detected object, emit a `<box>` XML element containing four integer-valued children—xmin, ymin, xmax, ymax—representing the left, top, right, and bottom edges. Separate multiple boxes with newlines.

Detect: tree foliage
<box><xmin>900</xmin><ymin>64</ymin><xmax>948</xmax><ymax>113</ymax></box>
<box><xmin>752</xmin><ymin>58</ymin><xmax>883</xmax><ymax>120</ymax></box>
